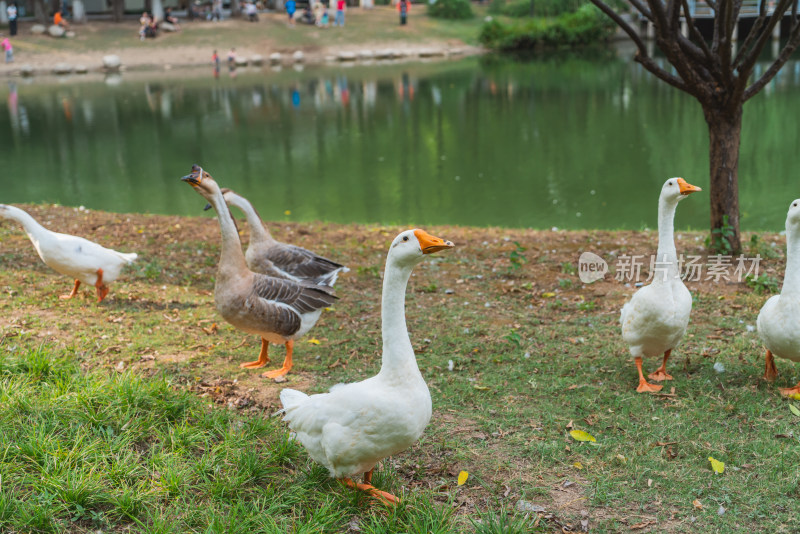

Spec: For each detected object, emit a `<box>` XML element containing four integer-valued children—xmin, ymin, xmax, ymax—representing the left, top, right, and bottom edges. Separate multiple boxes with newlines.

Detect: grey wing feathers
<box><xmin>252</xmin><ymin>275</ymin><xmax>338</xmax><ymax>314</ymax></box>
<box><xmin>268</xmin><ymin>244</ymin><xmax>345</xmax><ymax>283</ymax></box>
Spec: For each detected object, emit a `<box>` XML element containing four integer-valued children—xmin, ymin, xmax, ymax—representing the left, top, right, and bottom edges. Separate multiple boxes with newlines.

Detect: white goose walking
<box><xmin>280</xmin><ymin>228</ymin><xmax>454</xmax><ymax>504</ymax></box>
<box><xmin>0</xmin><ymin>204</ymin><xmax>137</xmax><ymax>302</ymax></box>
<box><xmin>620</xmin><ymin>178</ymin><xmax>702</xmax><ymax>392</ymax></box>
<box><xmin>757</xmin><ymin>199</ymin><xmax>800</xmax><ymax>397</ymax></box>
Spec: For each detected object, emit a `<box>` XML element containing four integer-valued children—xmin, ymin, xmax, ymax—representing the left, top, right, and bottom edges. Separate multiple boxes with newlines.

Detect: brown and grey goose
<box><xmin>204</xmin><ymin>188</ymin><xmax>347</xmax><ymax>287</ymax></box>
<box><xmin>182</xmin><ymin>165</ymin><xmax>337</xmax><ymax>378</ymax></box>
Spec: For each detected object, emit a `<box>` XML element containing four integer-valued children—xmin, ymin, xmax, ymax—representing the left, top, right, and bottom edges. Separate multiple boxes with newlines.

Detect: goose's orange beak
<box><xmin>677</xmin><ymin>178</ymin><xmax>702</xmax><ymax>195</ymax></box>
<box><xmin>414</xmin><ymin>229</ymin><xmax>454</xmax><ymax>254</ymax></box>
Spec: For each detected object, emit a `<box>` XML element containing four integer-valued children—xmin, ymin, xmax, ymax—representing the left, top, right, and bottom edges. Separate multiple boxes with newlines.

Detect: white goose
<box><xmin>757</xmin><ymin>199</ymin><xmax>800</xmax><ymax>397</ymax></box>
<box><xmin>0</xmin><ymin>204</ymin><xmax>137</xmax><ymax>302</ymax></box>
<box><xmin>280</xmin><ymin>229</ymin><xmax>454</xmax><ymax>504</ymax></box>
<box><xmin>620</xmin><ymin>178</ymin><xmax>702</xmax><ymax>392</ymax></box>
<box><xmin>210</xmin><ymin>188</ymin><xmax>347</xmax><ymax>287</ymax></box>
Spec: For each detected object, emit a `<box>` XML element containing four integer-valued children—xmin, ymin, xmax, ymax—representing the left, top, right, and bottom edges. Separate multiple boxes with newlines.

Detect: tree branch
<box><xmin>629</xmin><ymin>0</ymin><xmax>653</xmax><ymax>21</ymax></box>
<box><xmin>738</xmin><ymin>0</ymin><xmax>794</xmax><ymax>80</ymax></box>
<box><xmin>744</xmin><ymin>20</ymin><xmax>800</xmax><ymax>100</ymax></box>
<box><xmin>680</xmin><ymin>0</ymin><xmax>715</xmax><ymax>63</ymax></box>
<box><xmin>635</xmin><ymin>55</ymin><xmax>693</xmax><ymax>94</ymax></box>
<box><xmin>734</xmin><ymin>7</ymin><xmax>769</xmax><ymax>68</ymax></box>
<box><xmin>588</xmin><ymin>0</ymin><xmax>650</xmax><ymax>56</ymax></box>
<box><xmin>711</xmin><ymin>0</ymin><xmax>723</xmax><ymax>56</ymax></box>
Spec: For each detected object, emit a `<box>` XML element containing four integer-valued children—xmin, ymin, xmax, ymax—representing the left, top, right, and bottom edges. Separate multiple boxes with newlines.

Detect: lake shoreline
<box><xmin>0</xmin><ymin>10</ymin><xmax>486</xmax><ymax>79</ymax></box>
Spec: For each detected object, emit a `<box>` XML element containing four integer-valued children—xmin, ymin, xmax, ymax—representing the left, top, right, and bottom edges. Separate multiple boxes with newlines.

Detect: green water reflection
<box><xmin>2</xmin><ymin>53</ymin><xmax>800</xmax><ymax>231</ymax></box>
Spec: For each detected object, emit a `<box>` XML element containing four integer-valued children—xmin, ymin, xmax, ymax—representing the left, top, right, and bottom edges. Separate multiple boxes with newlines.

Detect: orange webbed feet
<box><xmin>647</xmin><ymin>369</ymin><xmax>673</xmax><ymax>382</ymax></box>
<box><xmin>340</xmin><ymin>476</ymin><xmax>400</xmax><ymax>506</ymax></box>
<box><xmin>635</xmin><ymin>356</ymin><xmax>664</xmax><ymax>394</ymax></box>
<box><xmin>261</xmin><ymin>340</ymin><xmax>293</xmax><ymax>379</ymax></box>
<box><xmin>241</xmin><ymin>338</ymin><xmax>270</xmax><ymax>369</ymax></box>
<box><xmin>764</xmin><ymin>350</ymin><xmax>778</xmax><ymax>382</ymax></box>
<box><xmin>60</xmin><ymin>279</ymin><xmax>81</xmax><ymax>300</ymax></box>
<box><xmin>636</xmin><ymin>380</ymin><xmax>664</xmax><ymax>393</ymax></box>
<box><xmin>94</xmin><ymin>269</ymin><xmax>109</xmax><ymax>302</ymax></box>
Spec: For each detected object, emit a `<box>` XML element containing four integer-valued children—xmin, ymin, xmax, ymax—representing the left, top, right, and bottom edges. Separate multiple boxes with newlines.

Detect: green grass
<box><xmin>2</xmin><ymin>207</ymin><xmax>800</xmax><ymax>531</ymax></box>
<box><xmin>0</xmin><ymin>343</ymin><xmax>503</xmax><ymax>532</ymax></box>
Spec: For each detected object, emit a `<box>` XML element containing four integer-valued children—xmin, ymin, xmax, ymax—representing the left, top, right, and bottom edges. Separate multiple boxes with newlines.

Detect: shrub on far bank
<box><xmin>428</xmin><ymin>0</ymin><xmax>474</xmax><ymax>19</ymax></box>
<box><xmin>488</xmin><ymin>0</ymin><xmax>584</xmax><ymax>18</ymax></box>
<box><xmin>479</xmin><ymin>4</ymin><xmax>615</xmax><ymax>50</ymax></box>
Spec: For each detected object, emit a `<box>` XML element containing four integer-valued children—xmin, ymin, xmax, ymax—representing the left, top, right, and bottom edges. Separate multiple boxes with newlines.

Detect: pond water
<box><xmin>2</xmin><ymin>50</ymin><xmax>800</xmax><ymax>231</ymax></box>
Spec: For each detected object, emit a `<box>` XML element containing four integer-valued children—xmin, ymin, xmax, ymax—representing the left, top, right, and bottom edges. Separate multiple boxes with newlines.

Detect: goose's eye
<box><xmin>402</xmin><ymin>236</ymin><xmax>409</xmax><ymax>242</ymax></box>
<box><xmin>794</xmin><ymin>203</ymin><xmax>798</xmax><ymax>207</ymax></box>
<box><xmin>668</xmin><ymin>181</ymin><xmax>673</xmax><ymax>186</ymax></box>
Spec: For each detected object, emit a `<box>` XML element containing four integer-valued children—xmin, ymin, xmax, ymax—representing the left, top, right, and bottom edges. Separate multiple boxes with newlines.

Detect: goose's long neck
<box><xmin>782</xmin><ymin>226</ymin><xmax>800</xmax><ymax>297</ymax></box>
<box><xmin>378</xmin><ymin>258</ymin><xmax>420</xmax><ymax>379</ymax></box>
<box><xmin>207</xmin><ymin>186</ymin><xmax>249</xmax><ymax>276</ymax></box>
<box><xmin>1</xmin><ymin>206</ymin><xmax>50</xmax><ymax>245</ymax></box>
<box><xmin>653</xmin><ymin>196</ymin><xmax>680</xmax><ymax>284</ymax></box>
<box><xmin>229</xmin><ymin>194</ymin><xmax>272</xmax><ymax>244</ymax></box>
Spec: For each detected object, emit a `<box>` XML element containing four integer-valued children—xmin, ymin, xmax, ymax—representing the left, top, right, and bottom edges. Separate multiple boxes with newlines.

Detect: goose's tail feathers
<box><xmin>278</xmin><ymin>388</ymin><xmax>310</xmax><ymax>418</ymax></box>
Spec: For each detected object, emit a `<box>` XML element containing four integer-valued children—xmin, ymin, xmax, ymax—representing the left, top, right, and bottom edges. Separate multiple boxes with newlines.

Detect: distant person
<box><xmin>139</xmin><ymin>11</ymin><xmax>157</xmax><ymax>39</ymax></box>
<box><xmin>54</xmin><ymin>10</ymin><xmax>70</xmax><ymax>28</ymax></box>
<box><xmin>285</xmin><ymin>0</ymin><xmax>296</xmax><ymax>25</ymax></box>
<box><xmin>227</xmin><ymin>47</ymin><xmax>236</xmax><ymax>69</ymax></box>
<box><xmin>398</xmin><ymin>0</ymin><xmax>409</xmax><ymax>25</ymax></box>
<box><xmin>319</xmin><ymin>3</ymin><xmax>330</xmax><ymax>26</ymax></box>
<box><xmin>6</xmin><ymin>2</ymin><xmax>18</xmax><ymax>37</ymax></box>
<box><xmin>298</xmin><ymin>5</ymin><xmax>314</xmax><ymax>24</ymax></box>
<box><xmin>245</xmin><ymin>1</ymin><xmax>258</xmax><ymax>21</ymax></box>
<box><xmin>210</xmin><ymin>0</ymin><xmax>223</xmax><ymax>21</ymax></box>
<box><xmin>313</xmin><ymin>1</ymin><xmax>323</xmax><ymax>24</ymax></box>
<box><xmin>1</xmin><ymin>35</ymin><xmax>13</xmax><ymax>63</ymax></box>
<box><xmin>164</xmin><ymin>7</ymin><xmax>181</xmax><ymax>28</ymax></box>
<box><xmin>212</xmin><ymin>49</ymin><xmax>220</xmax><ymax>77</ymax></box>
<box><xmin>333</xmin><ymin>0</ymin><xmax>345</xmax><ymax>26</ymax></box>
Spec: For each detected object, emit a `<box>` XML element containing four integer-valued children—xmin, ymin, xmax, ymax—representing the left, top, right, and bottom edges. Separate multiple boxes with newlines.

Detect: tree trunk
<box><xmin>230</xmin><ymin>0</ymin><xmax>240</xmax><ymax>18</ymax></box>
<box><xmin>33</xmin><ymin>0</ymin><xmax>46</xmax><ymax>23</ymax></box>
<box><xmin>529</xmin><ymin>0</ymin><xmax>534</xmax><ymax>16</ymax></box>
<box><xmin>112</xmin><ymin>0</ymin><xmax>124</xmax><ymax>21</ymax></box>
<box><xmin>703</xmin><ymin>105</ymin><xmax>743</xmax><ymax>255</ymax></box>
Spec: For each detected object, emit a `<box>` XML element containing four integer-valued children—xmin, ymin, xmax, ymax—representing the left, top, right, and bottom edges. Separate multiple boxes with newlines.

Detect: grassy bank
<box><xmin>1</xmin><ymin>205</ymin><xmax>800</xmax><ymax>532</ymax></box>
<box><xmin>4</xmin><ymin>6</ymin><xmax>488</xmax><ymax>71</ymax></box>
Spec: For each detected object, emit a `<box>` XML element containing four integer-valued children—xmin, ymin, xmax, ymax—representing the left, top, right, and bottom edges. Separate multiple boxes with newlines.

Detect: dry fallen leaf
<box><xmin>473</xmin><ymin>385</ymin><xmax>490</xmax><ymax>391</ymax></box>
<box><xmin>693</xmin><ymin>499</ymin><xmax>703</xmax><ymax>510</ymax></box>
<box><xmin>307</xmin><ymin>338</ymin><xmax>321</xmax><ymax>345</ymax></box>
<box><xmin>573</xmin><ymin>462</ymin><xmax>583</xmax><ymax>470</ymax></box>
<box><xmin>790</xmin><ymin>404</ymin><xmax>800</xmax><ymax>417</ymax></box>
<box><xmin>569</xmin><ymin>430</ymin><xmax>597</xmax><ymax>443</ymax></box>
<box><xmin>457</xmin><ymin>471</ymin><xmax>469</xmax><ymax>486</ymax></box>
<box><xmin>630</xmin><ymin>520</ymin><xmax>655</xmax><ymax>530</ymax></box>
<box><xmin>709</xmin><ymin>456</ymin><xmax>725</xmax><ymax>474</ymax></box>
<box><xmin>542</xmin><ymin>292</ymin><xmax>556</xmax><ymax>298</ymax></box>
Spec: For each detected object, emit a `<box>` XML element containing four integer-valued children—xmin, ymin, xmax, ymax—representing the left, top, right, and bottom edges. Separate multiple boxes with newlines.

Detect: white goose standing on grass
<box><xmin>0</xmin><ymin>204</ymin><xmax>137</xmax><ymax>302</ymax></box>
<box><xmin>620</xmin><ymin>178</ymin><xmax>702</xmax><ymax>393</ymax></box>
<box><xmin>181</xmin><ymin>165</ymin><xmax>337</xmax><ymax>378</ymax></box>
<box><xmin>757</xmin><ymin>199</ymin><xmax>800</xmax><ymax>397</ymax></box>
<box><xmin>279</xmin><ymin>228</ymin><xmax>454</xmax><ymax>504</ymax></box>
<box><xmin>206</xmin><ymin>188</ymin><xmax>347</xmax><ymax>287</ymax></box>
